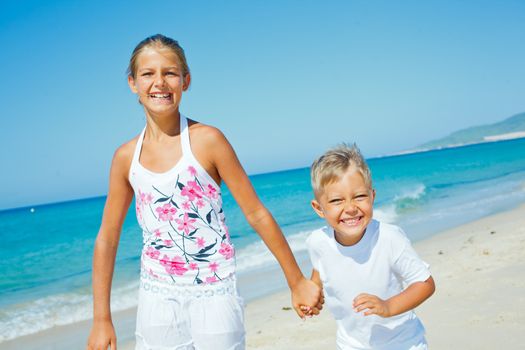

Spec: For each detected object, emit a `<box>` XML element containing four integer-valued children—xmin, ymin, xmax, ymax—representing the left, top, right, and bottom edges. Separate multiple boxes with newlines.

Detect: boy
<box><xmin>306</xmin><ymin>144</ymin><xmax>435</xmax><ymax>350</ymax></box>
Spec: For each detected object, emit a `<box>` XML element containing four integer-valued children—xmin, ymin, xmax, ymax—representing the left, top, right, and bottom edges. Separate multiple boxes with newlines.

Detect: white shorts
<box><xmin>135</xmin><ymin>276</ymin><xmax>245</xmax><ymax>350</ymax></box>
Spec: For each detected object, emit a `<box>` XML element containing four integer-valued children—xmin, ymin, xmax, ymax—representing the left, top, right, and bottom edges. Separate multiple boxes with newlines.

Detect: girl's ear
<box><xmin>128</xmin><ymin>75</ymin><xmax>138</xmax><ymax>93</ymax></box>
<box><xmin>311</xmin><ymin>199</ymin><xmax>325</xmax><ymax>219</ymax></box>
<box><xmin>183</xmin><ymin>73</ymin><xmax>191</xmax><ymax>91</ymax></box>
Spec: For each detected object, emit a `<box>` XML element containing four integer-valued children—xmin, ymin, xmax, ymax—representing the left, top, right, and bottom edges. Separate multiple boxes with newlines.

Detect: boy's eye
<box><xmin>328</xmin><ymin>198</ymin><xmax>342</xmax><ymax>204</ymax></box>
<box><xmin>141</xmin><ymin>72</ymin><xmax>153</xmax><ymax>77</ymax></box>
<box><xmin>166</xmin><ymin>71</ymin><xmax>179</xmax><ymax>76</ymax></box>
<box><xmin>355</xmin><ymin>194</ymin><xmax>368</xmax><ymax>201</ymax></box>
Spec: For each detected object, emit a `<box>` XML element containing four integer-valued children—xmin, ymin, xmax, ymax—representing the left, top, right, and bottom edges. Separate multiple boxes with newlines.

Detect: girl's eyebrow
<box><xmin>138</xmin><ymin>66</ymin><xmax>180</xmax><ymax>71</ymax></box>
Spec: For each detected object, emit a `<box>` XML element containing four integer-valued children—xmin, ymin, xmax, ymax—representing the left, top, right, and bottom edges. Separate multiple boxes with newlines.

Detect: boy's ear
<box><xmin>311</xmin><ymin>199</ymin><xmax>325</xmax><ymax>218</ymax></box>
<box><xmin>128</xmin><ymin>75</ymin><xmax>138</xmax><ymax>93</ymax></box>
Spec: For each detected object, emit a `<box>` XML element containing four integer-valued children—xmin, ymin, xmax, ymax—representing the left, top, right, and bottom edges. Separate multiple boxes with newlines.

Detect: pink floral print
<box><xmin>206</xmin><ymin>276</ymin><xmax>217</xmax><ymax>283</ymax></box>
<box><xmin>139</xmin><ymin>190</ymin><xmax>153</xmax><ymax>206</ymax></box>
<box><xmin>205</xmin><ymin>184</ymin><xmax>218</xmax><ymax>199</ymax></box>
<box><xmin>209</xmin><ymin>262</ymin><xmax>219</xmax><ymax>273</ymax></box>
<box><xmin>181</xmin><ymin>181</ymin><xmax>203</xmax><ymax>201</ymax></box>
<box><xmin>176</xmin><ymin>213</ymin><xmax>197</xmax><ymax>234</ymax></box>
<box><xmin>188</xmin><ymin>166</ymin><xmax>197</xmax><ymax>177</ymax></box>
<box><xmin>196</xmin><ymin>237</ymin><xmax>206</xmax><ymax>248</ymax></box>
<box><xmin>135</xmin><ymin>156</ymin><xmax>232</xmax><ymax>285</ymax></box>
<box><xmin>218</xmin><ymin>242</ymin><xmax>234</xmax><ymax>260</ymax></box>
<box><xmin>160</xmin><ymin>255</ymin><xmax>188</xmax><ymax>276</ymax></box>
<box><xmin>145</xmin><ymin>246</ymin><xmax>160</xmax><ymax>260</ymax></box>
<box><xmin>156</xmin><ymin>203</ymin><xmax>177</xmax><ymax>221</ymax></box>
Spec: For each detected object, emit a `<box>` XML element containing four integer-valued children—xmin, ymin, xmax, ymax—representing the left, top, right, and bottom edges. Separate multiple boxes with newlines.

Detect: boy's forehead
<box><xmin>318</xmin><ymin>169</ymin><xmax>370</xmax><ymax>195</ymax></box>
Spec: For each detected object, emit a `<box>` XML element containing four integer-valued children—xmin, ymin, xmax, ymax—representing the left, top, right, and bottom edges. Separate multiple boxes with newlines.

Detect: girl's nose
<box><xmin>154</xmin><ymin>74</ymin><xmax>166</xmax><ymax>87</ymax></box>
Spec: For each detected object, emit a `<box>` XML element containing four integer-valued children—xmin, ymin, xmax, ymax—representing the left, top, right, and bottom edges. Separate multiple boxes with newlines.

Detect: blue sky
<box><xmin>1</xmin><ymin>0</ymin><xmax>524</xmax><ymax>210</ymax></box>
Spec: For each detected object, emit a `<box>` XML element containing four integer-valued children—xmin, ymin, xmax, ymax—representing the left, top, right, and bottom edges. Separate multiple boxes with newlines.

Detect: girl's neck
<box><xmin>144</xmin><ymin>109</ymin><xmax>182</xmax><ymax>140</ymax></box>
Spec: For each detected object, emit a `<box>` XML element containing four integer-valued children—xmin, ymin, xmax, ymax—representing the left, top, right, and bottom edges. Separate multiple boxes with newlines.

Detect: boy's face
<box><xmin>311</xmin><ymin>167</ymin><xmax>375</xmax><ymax>246</ymax></box>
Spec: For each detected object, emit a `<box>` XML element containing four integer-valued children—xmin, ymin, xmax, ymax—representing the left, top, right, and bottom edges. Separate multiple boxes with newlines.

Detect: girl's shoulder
<box><xmin>110</xmin><ymin>134</ymin><xmax>141</xmax><ymax>171</ymax></box>
<box><xmin>187</xmin><ymin>119</ymin><xmax>230</xmax><ymax>149</ymax></box>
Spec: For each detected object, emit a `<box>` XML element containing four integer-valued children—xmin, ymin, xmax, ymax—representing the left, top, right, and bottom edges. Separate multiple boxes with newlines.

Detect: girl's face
<box><xmin>128</xmin><ymin>47</ymin><xmax>190</xmax><ymax>116</ymax></box>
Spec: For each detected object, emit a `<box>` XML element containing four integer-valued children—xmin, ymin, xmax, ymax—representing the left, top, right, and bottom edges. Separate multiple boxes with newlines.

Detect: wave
<box><xmin>0</xmin><ymin>228</ymin><xmax>320</xmax><ymax>343</ymax></box>
<box><xmin>236</xmin><ymin>229</ymin><xmax>314</xmax><ymax>273</ymax></box>
<box><xmin>0</xmin><ymin>281</ymin><xmax>139</xmax><ymax>343</ymax></box>
<box><xmin>373</xmin><ymin>205</ymin><xmax>398</xmax><ymax>223</ymax></box>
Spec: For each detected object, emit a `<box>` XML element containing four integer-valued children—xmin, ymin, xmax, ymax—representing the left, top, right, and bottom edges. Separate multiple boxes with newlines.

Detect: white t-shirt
<box><xmin>306</xmin><ymin>220</ymin><xmax>430</xmax><ymax>350</ymax></box>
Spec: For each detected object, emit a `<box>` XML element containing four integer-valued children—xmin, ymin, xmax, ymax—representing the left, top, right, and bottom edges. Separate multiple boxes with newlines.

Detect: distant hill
<box><xmin>417</xmin><ymin>112</ymin><xmax>525</xmax><ymax>150</ymax></box>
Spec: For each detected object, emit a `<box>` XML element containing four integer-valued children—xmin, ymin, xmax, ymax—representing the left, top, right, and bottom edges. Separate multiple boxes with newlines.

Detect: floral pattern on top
<box><xmin>133</xmin><ymin>165</ymin><xmax>235</xmax><ymax>285</ymax></box>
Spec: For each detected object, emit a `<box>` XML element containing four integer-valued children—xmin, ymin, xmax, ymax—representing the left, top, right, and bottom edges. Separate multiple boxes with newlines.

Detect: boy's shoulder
<box><xmin>375</xmin><ymin>220</ymin><xmax>408</xmax><ymax>238</ymax></box>
<box><xmin>306</xmin><ymin>226</ymin><xmax>332</xmax><ymax>246</ymax></box>
<box><xmin>375</xmin><ymin>220</ymin><xmax>413</xmax><ymax>255</ymax></box>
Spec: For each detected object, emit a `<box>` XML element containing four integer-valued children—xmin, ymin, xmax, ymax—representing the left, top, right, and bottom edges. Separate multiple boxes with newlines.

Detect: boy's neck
<box><xmin>333</xmin><ymin>227</ymin><xmax>367</xmax><ymax>247</ymax></box>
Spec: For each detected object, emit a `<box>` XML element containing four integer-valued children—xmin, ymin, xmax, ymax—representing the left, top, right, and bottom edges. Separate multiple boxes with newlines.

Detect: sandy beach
<box><xmin>244</xmin><ymin>204</ymin><xmax>525</xmax><ymax>350</ymax></box>
<box><xmin>1</xmin><ymin>204</ymin><xmax>523</xmax><ymax>350</ymax></box>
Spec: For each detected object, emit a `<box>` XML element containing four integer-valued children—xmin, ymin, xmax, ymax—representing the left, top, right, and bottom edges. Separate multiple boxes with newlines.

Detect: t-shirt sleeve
<box><xmin>391</xmin><ymin>227</ymin><xmax>431</xmax><ymax>286</ymax></box>
<box><xmin>306</xmin><ymin>232</ymin><xmax>321</xmax><ymax>271</ymax></box>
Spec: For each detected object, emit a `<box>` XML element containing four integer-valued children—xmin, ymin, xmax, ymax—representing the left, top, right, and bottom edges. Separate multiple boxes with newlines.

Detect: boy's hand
<box><xmin>291</xmin><ymin>277</ymin><xmax>323</xmax><ymax>319</ymax></box>
<box><xmin>353</xmin><ymin>293</ymin><xmax>391</xmax><ymax>317</ymax></box>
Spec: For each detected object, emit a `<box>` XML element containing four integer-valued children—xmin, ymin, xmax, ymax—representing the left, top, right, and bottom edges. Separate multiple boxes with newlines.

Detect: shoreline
<box><xmin>1</xmin><ymin>204</ymin><xmax>524</xmax><ymax>349</ymax></box>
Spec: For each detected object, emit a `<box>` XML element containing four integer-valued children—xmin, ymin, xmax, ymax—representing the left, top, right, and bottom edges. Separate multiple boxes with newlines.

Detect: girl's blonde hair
<box><xmin>127</xmin><ymin>34</ymin><xmax>190</xmax><ymax>80</ymax></box>
<box><xmin>310</xmin><ymin>143</ymin><xmax>372</xmax><ymax>196</ymax></box>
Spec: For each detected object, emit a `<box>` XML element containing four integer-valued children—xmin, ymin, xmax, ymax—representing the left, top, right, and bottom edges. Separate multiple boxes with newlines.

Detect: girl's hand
<box><xmin>353</xmin><ymin>293</ymin><xmax>391</xmax><ymax>317</ymax></box>
<box><xmin>291</xmin><ymin>277</ymin><xmax>322</xmax><ymax>319</ymax></box>
<box><xmin>86</xmin><ymin>319</ymin><xmax>117</xmax><ymax>350</ymax></box>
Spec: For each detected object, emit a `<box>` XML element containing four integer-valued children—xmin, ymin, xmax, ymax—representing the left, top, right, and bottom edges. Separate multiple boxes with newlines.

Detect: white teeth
<box><xmin>342</xmin><ymin>217</ymin><xmax>361</xmax><ymax>225</ymax></box>
<box><xmin>149</xmin><ymin>93</ymin><xmax>171</xmax><ymax>98</ymax></box>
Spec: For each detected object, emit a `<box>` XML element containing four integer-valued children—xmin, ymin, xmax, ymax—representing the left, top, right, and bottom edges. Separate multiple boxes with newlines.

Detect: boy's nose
<box><xmin>344</xmin><ymin>202</ymin><xmax>358</xmax><ymax>214</ymax></box>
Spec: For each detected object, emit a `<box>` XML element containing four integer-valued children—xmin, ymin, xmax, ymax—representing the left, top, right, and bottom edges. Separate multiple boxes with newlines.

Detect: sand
<box><xmin>245</xmin><ymin>204</ymin><xmax>525</xmax><ymax>349</ymax></box>
<box><xmin>2</xmin><ymin>204</ymin><xmax>524</xmax><ymax>350</ymax></box>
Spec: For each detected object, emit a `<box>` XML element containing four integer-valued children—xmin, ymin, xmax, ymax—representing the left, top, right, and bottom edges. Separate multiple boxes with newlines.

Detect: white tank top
<box><xmin>129</xmin><ymin>115</ymin><xmax>236</xmax><ymax>285</ymax></box>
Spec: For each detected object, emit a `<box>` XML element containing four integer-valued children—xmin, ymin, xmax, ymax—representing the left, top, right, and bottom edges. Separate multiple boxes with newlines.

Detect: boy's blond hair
<box><xmin>311</xmin><ymin>143</ymin><xmax>372</xmax><ymax>196</ymax></box>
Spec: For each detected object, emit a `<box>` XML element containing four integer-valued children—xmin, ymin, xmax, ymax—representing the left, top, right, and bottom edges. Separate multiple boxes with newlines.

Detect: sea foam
<box><xmin>0</xmin><ymin>282</ymin><xmax>139</xmax><ymax>343</ymax></box>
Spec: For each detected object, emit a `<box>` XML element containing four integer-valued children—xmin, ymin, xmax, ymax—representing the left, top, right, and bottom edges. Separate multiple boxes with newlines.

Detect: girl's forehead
<box><xmin>136</xmin><ymin>47</ymin><xmax>181</xmax><ymax>68</ymax></box>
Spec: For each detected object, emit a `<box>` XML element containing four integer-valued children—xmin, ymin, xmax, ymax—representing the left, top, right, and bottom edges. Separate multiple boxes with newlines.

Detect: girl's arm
<box><xmin>353</xmin><ymin>276</ymin><xmax>435</xmax><ymax>317</ymax></box>
<box><xmin>87</xmin><ymin>145</ymin><xmax>134</xmax><ymax>350</ymax></box>
<box><xmin>204</xmin><ymin>127</ymin><xmax>322</xmax><ymax>318</ymax></box>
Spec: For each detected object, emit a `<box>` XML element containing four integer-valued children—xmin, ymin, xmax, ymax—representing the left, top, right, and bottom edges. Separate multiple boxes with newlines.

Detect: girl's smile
<box><xmin>148</xmin><ymin>92</ymin><xmax>174</xmax><ymax>104</ymax></box>
<box><xmin>128</xmin><ymin>48</ymin><xmax>190</xmax><ymax>116</ymax></box>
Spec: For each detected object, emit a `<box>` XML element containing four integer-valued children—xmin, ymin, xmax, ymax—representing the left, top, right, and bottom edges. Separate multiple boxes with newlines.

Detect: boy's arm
<box><xmin>353</xmin><ymin>276</ymin><xmax>435</xmax><ymax>317</ymax></box>
<box><xmin>311</xmin><ymin>269</ymin><xmax>323</xmax><ymax>288</ymax></box>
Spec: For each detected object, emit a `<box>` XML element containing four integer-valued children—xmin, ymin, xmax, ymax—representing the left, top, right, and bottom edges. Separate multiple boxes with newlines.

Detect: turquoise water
<box><xmin>1</xmin><ymin>138</ymin><xmax>525</xmax><ymax>341</ymax></box>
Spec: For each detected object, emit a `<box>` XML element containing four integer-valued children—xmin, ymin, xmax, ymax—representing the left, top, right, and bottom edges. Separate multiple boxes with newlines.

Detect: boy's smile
<box><xmin>311</xmin><ymin>167</ymin><xmax>375</xmax><ymax>246</ymax></box>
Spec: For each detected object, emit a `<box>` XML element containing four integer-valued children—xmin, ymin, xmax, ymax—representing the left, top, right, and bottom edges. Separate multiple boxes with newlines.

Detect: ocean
<box><xmin>1</xmin><ymin>137</ymin><xmax>525</xmax><ymax>343</ymax></box>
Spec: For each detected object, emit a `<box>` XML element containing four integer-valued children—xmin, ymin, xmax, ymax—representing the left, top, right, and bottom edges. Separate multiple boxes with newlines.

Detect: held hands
<box><xmin>87</xmin><ymin>319</ymin><xmax>117</xmax><ymax>350</ymax></box>
<box><xmin>353</xmin><ymin>293</ymin><xmax>391</xmax><ymax>317</ymax></box>
<box><xmin>291</xmin><ymin>277</ymin><xmax>324</xmax><ymax>319</ymax></box>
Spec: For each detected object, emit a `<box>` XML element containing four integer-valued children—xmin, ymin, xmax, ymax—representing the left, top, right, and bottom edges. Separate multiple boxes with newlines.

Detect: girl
<box><xmin>87</xmin><ymin>34</ymin><xmax>322</xmax><ymax>350</ymax></box>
